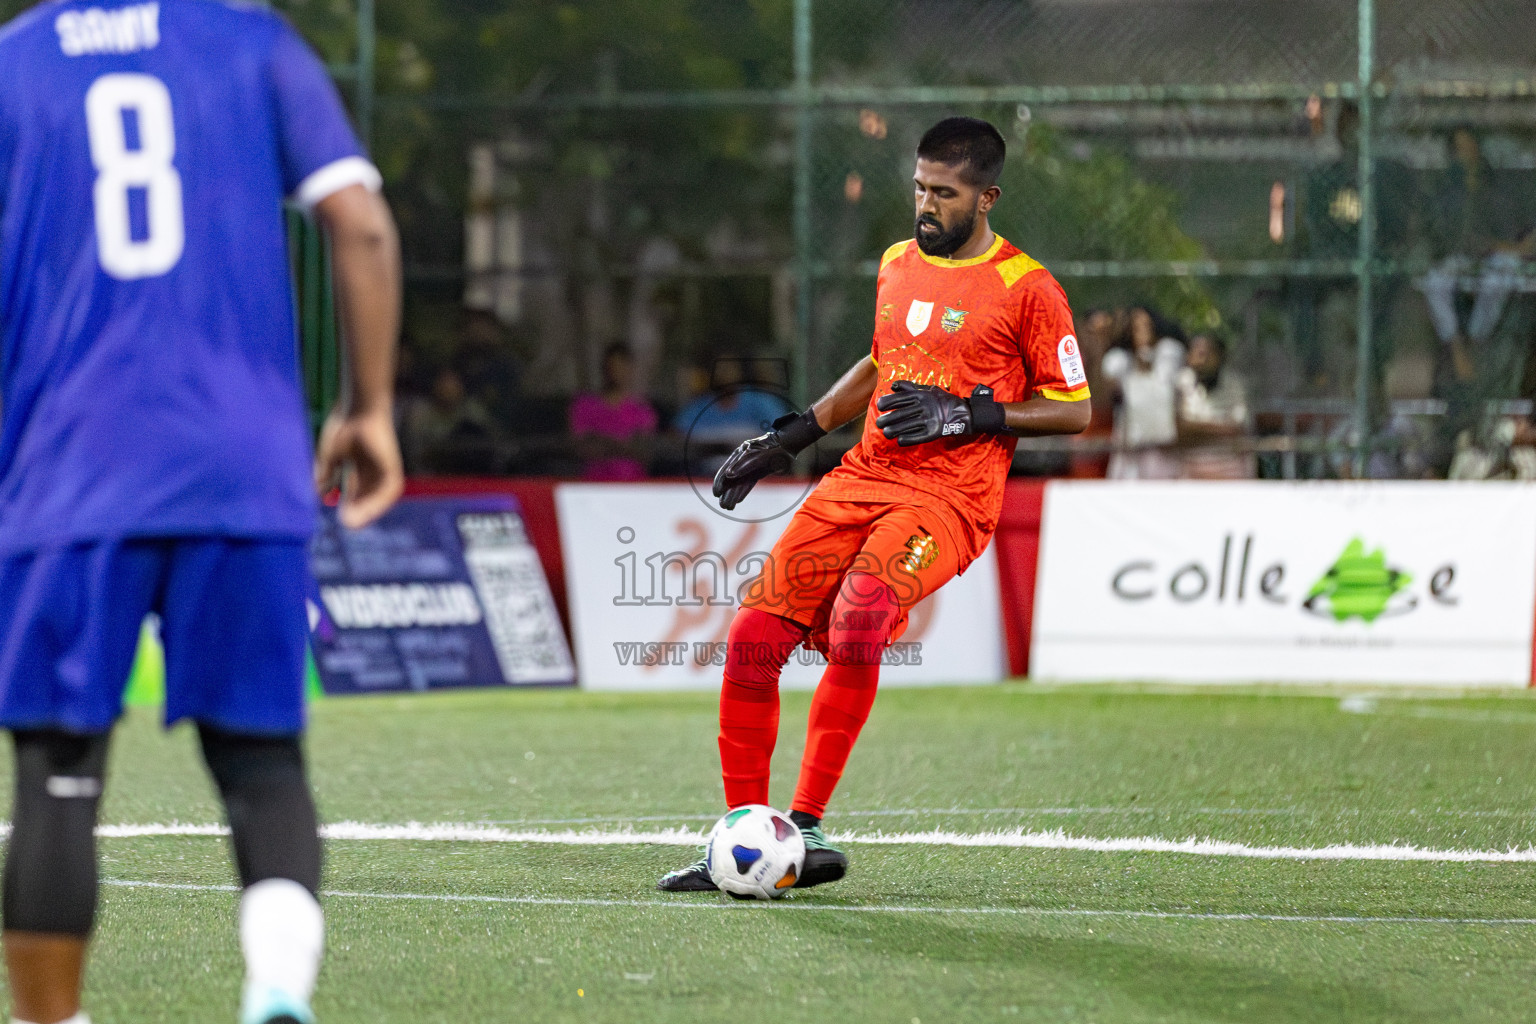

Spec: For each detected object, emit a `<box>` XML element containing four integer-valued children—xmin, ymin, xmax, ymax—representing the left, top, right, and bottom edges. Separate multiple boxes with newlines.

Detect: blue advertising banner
<box><xmin>309</xmin><ymin>496</ymin><xmax>575</xmax><ymax>694</ymax></box>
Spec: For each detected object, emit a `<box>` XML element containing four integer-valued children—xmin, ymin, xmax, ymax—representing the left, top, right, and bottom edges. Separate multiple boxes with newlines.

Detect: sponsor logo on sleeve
<box><xmin>1058</xmin><ymin>335</ymin><xmax>1088</xmax><ymax>388</ymax></box>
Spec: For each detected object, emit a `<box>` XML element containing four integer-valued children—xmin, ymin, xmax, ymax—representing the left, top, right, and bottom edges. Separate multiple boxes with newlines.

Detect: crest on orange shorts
<box><xmin>899</xmin><ymin>532</ymin><xmax>938</xmax><ymax>574</ymax></box>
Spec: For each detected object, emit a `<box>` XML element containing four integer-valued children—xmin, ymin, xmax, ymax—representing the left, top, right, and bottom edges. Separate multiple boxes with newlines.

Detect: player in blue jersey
<box><xmin>0</xmin><ymin>1</ymin><xmax>403</xmax><ymax>1022</ymax></box>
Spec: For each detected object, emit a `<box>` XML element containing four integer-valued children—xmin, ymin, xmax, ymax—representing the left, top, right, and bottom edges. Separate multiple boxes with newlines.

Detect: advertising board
<box><xmin>310</xmin><ymin>495</ymin><xmax>574</xmax><ymax>693</ymax></box>
<box><xmin>1031</xmin><ymin>482</ymin><xmax>1536</xmax><ymax>686</ymax></box>
<box><xmin>556</xmin><ymin>483</ymin><xmax>1006</xmax><ymax>690</ymax></box>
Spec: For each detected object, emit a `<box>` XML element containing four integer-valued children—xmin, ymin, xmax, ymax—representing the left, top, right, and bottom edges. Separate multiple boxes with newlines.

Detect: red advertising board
<box><xmin>406</xmin><ymin>476</ymin><xmax>1050</xmax><ymax>682</ymax></box>
<box><xmin>994</xmin><ymin>480</ymin><xmax>1046</xmax><ymax>678</ymax></box>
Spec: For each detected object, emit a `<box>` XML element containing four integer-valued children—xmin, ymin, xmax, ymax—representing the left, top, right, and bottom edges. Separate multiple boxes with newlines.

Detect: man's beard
<box><xmin>915</xmin><ymin>207</ymin><xmax>977</xmax><ymax>257</ymax></box>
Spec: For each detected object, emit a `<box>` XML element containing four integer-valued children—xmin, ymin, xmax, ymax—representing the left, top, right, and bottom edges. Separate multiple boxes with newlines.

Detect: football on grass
<box><xmin>706</xmin><ymin>805</ymin><xmax>806</xmax><ymax>900</ymax></box>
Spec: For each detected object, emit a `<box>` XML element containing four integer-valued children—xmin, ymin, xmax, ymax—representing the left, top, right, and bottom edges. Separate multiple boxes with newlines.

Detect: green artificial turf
<box><xmin>21</xmin><ymin>685</ymin><xmax>1536</xmax><ymax>1022</ymax></box>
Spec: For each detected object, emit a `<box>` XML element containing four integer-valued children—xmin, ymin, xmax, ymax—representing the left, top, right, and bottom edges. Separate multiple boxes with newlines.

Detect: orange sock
<box><xmin>792</xmin><ymin>573</ymin><xmax>897</xmax><ymax>819</ymax></box>
<box><xmin>718</xmin><ymin>608</ymin><xmax>805</xmax><ymax>808</ymax></box>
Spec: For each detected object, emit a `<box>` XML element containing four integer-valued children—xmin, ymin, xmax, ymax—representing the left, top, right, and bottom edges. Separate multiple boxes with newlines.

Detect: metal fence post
<box><xmin>356</xmin><ymin>0</ymin><xmax>376</xmax><ymax>151</ymax></box>
<box><xmin>1353</xmin><ymin>0</ymin><xmax>1376</xmax><ymax>475</ymax></box>
<box><xmin>792</xmin><ymin>0</ymin><xmax>813</xmax><ymax>408</ymax></box>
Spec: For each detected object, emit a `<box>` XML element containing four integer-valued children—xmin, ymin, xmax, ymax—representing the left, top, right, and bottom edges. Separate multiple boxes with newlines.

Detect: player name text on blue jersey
<box><xmin>0</xmin><ymin>0</ymin><xmax>379</xmax><ymax>551</ymax></box>
<box><xmin>56</xmin><ymin>3</ymin><xmax>159</xmax><ymax>56</ymax></box>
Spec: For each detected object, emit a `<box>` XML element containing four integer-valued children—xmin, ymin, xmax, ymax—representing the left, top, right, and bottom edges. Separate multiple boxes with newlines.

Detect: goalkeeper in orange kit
<box><xmin>660</xmin><ymin>116</ymin><xmax>1091</xmax><ymax>891</ymax></box>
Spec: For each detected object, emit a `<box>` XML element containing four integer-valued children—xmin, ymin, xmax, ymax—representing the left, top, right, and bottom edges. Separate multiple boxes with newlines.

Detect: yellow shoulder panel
<box><xmin>997</xmin><ymin>251</ymin><xmax>1045</xmax><ymax>289</ymax></box>
<box><xmin>879</xmin><ymin>240</ymin><xmax>912</xmax><ymax>271</ymax></box>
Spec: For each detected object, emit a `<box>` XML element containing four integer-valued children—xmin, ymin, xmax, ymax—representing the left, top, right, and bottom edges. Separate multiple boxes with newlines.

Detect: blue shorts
<box><xmin>0</xmin><ymin>538</ymin><xmax>310</xmax><ymax>736</ymax></box>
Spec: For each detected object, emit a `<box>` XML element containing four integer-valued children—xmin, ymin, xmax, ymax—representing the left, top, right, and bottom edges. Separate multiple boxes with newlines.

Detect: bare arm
<box><xmin>320</xmin><ymin>184</ymin><xmax>399</xmax><ymax>417</ymax></box>
<box><xmin>1177</xmin><ymin>414</ymin><xmax>1243</xmax><ymax>440</ymax></box>
<box><xmin>809</xmin><ymin>356</ymin><xmax>880</xmax><ymax>431</ymax></box>
<box><xmin>1001</xmin><ymin>395</ymin><xmax>1092</xmax><ymax>437</ymax></box>
<box><xmin>312</xmin><ymin>183</ymin><xmax>405</xmax><ymax>529</ymax></box>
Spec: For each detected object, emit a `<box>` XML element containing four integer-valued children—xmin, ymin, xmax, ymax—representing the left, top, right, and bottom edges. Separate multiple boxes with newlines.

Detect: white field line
<box><xmin>480</xmin><ymin>807</ymin><xmax>1311</xmax><ymax>826</ymax></box>
<box><xmin>80</xmin><ymin>821</ymin><xmax>1536</xmax><ymax>863</ymax></box>
<box><xmin>479</xmin><ymin>806</ymin><xmax>1536</xmax><ymax>826</ymax></box>
<box><xmin>99</xmin><ymin>879</ymin><xmax>1536</xmax><ymax>927</ymax></box>
<box><xmin>1339</xmin><ymin>698</ymin><xmax>1536</xmax><ymax>725</ymax></box>
<box><xmin>97</xmin><ymin>824</ymin><xmax>226</xmax><ymax>838</ymax></box>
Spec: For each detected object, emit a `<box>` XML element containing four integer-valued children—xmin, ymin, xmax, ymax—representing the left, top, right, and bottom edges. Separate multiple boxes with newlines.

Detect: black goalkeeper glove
<box><xmin>711</xmin><ymin>409</ymin><xmax>826</xmax><ymax>511</ymax></box>
<box><xmin>874</xmin><ymin>380</ymin><xmax>1007</xmax><ymax>447</ymax></box>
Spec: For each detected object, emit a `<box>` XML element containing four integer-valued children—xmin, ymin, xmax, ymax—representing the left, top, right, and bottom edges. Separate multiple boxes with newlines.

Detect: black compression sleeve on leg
<box><xmin>3</xmin><ymin>731</ymin><xmax>110</xmax><ymax>935</ymax></box>
<box><xmin>198</xmin><ymin>726</ymin><xmax>321</xmax><ymax>896</ymax></box>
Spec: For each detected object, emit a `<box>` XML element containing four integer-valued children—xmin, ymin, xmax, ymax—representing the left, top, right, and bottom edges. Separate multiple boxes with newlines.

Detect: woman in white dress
<box><xmin>1101</xmin><ymin>306</ymin><xmax>1186</xmax><ymax>479</ymax></box>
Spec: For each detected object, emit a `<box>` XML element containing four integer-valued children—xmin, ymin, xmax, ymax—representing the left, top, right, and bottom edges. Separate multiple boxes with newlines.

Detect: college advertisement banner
<box><xmin>555</xmin><ymin>483</ymin><xmax>1006</xmax><ymax>690</ymax></box>
<box><xmin>1031</xmin><ymin>482</ymin><xmax>1536</xmax><ymax>687</ymax></box>
<box><xmin>309</xmin><ymin>496</ymin><xmax>575</xmax><ymax>694</ymax></box>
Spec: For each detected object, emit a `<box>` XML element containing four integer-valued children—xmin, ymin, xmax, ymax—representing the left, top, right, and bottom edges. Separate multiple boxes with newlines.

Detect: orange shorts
<box><xmin>740</xmin><ymin>495</ymin><xmax>965</xmax><ymax>647</ymax></box>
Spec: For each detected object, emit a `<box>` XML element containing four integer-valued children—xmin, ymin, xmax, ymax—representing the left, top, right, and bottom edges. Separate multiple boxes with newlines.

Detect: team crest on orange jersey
<box><xmin>898</xmin><ymin>532</ymin><xmax>938</xmax><ymax>574</ymax></box>
<box><xmin>940</xmin><ymin>307</ymin><xmax>968</xmax><ymax>333</ymax></box>
<box><xmin>906</xmin><ymin>300</ymin><xmax>934</xmax><ymax>336</ymax></box>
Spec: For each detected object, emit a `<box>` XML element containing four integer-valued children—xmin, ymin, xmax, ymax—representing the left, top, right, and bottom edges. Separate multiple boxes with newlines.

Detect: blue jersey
<box><xmin>0</xmin><ymin>0</ymin><xmax>379</xmax><ymax>555</ymax></box>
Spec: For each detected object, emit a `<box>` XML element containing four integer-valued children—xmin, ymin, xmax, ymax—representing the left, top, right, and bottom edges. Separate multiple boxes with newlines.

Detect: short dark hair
<box><xmin>917</xmin><ymin>117</ymin><xmax>1007</xmax><ymax>187</ymax></box>
<box><xmin>1192</xmin><ymin>332</ymin><xmax>1228</xmax><ymax>360</ymax></box>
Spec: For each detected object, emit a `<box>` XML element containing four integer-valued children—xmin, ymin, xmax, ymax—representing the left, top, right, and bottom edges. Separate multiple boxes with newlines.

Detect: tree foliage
<box><xmin>0</xmin><ymin>0</ymin><xmax>1218</xmax><ymax>368</ymax></box>
<box><xmin>998</xmin><ymin>126</ymin><xmax>1217</xmax><ymax>327</ymax></box>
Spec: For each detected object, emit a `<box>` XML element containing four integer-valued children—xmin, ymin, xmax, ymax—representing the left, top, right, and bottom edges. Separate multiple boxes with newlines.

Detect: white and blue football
<box><xmin>706</xmin><ymin>804</ymin><xmax>806</xmax><ymax>900</ymax></box>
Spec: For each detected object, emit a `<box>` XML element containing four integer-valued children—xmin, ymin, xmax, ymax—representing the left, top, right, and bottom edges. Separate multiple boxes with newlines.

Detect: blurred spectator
<box><xmin>392</xmin><ymin>345</ymin><xmax>428</xmax><ymax>448</ymax></box>
<box><xmin>671</xmin><ymin>357</ymin><xmax>795</xmax><ymax>479</ymax></box>
<box><xmin>1327</xmin><ymin>396</ymin><xmax>1437</xmax><ymax>480</ymax></box>
<box><xmin>672</xmin><ymin>357</ymin><xmax>794</xmax><ymax>444</ymax></box>
<box><xmin>1290</xmin><ymin>101</ymin><xmax>1416</xmax><ymax>393</ymax></box>
<box><xmin>1421</xmin><ymin>127</ymin><xmax>1535</xmax><ymax>382</ymax></box>
<box><xmin>401</xmin><ymin>366</ymin><xmax>498</xmax><ymax>474</ymax></box>
<box><xmin>1448</xmin><ymin>414</ymin><xmax>1536</xmax><ymax>481</ymax></box>
<box><xmin>1102</xmin><ymin>307</ymin><xmax>1185</xmax><ymax>479</ymax></box>
<box><xmin>1513</xmin><ymin>418</ymin><xmax>1536</xmax><ymax>480</ymax></box>
<box><xmin>1176</xmin><ymin>333</ymin><xmax>1255</xmax><ymax>479</ymax></box>
<box><xmin>1068</xmin><ymin>308</ymin><xmax>1122</xmax><ymax>477</ymax></box>
<box><xmin>456</xmin><ymin>310</ymin><xmax>523</xmax><ymax>422</ymax></box>
<box><xmin>568</xmin><ymin>342</ymin><xmax>658</xmax><ymax>481</ymax></box>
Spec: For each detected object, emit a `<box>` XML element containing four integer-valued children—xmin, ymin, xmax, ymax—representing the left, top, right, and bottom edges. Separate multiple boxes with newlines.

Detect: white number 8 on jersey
<box><xmin>85</xmin><ymin>73</ymin><xmax>185</xmax><ymax>280</ymax></box>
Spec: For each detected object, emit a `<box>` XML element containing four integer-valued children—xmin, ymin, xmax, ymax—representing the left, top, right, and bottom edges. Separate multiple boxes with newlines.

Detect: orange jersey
<box><xmin>814</xmin><ymin>234</ymin><xmax>1088</xmax><ymax>561</ymax></box>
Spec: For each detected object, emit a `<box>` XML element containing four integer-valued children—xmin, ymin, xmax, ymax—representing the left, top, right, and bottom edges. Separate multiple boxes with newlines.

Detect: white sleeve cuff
<box><xmin>292</xmin><ymin>156</ymin><xmax>383</xmax><ymax>213</ymax></box>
